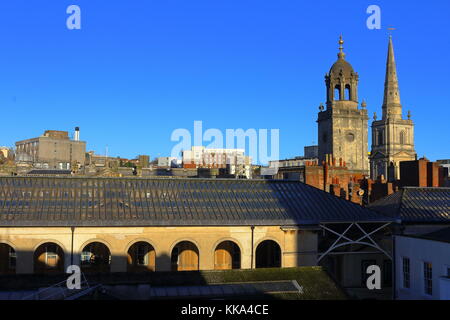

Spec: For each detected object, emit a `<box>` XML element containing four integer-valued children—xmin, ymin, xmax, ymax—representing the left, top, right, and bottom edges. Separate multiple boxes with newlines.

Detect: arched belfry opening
<box><xmin>345</xmin><ymin>84</ymin><xmax>351</xmax><ymax>100</ymax></box>
<box><xmin>334</xmin><ymin>85</ymin><xmax>341</xmax><ymax>101</ymax></box>
<box><xmin>325</xmin><ymin>36</ymin><xmax>359</xmax><ymax>106</ymax></box>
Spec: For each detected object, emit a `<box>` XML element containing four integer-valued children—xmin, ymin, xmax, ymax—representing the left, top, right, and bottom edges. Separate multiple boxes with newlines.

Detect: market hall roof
<box><xmin>368</xmin><ymin>187</ymin><xmax>450</xmax><ymax>223</ymax></box>
<box><xmin>0</xmin><ymin>177</ymin><xmax>391</xmax><ymax>227</ymax></box>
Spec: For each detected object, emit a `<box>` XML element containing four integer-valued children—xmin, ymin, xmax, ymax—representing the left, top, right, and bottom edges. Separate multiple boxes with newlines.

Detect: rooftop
<box><xmin>398</xmin><ymin>227</ymin><xmax>450</xmax><ymax>245</ymax></box>
<box><xmin>368</xmin><ymin>187</ymin><xmax>450</xmax><ymax>223</ymax></box>
<box><xmin>0</xmin><ymin>267</ymin><xmax>346</xmax><ymax>300</ymax></box>
<box><xmin>0</xmin><ymin>176</ymin><xmax>390</xmax><ymax>227</ymax></box>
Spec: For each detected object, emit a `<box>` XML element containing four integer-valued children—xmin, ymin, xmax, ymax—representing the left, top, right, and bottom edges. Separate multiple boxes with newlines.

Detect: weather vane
<box><xmin>387</xmin><ymin>26</ymin><xmax>396</xmax><ymax>37</ymax></box>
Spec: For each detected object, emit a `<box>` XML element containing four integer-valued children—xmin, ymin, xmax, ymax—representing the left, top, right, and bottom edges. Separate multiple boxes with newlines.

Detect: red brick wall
<box><xmin>427</xmin><ymin>162</ymin><xmax>439</xmax><ymax>187</ymax></box>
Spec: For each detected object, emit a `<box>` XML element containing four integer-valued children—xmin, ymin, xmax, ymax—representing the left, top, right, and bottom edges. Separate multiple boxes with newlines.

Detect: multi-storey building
<box><xmin>15</xmin><ymin>128</ymin><xmax>86</xmax><ymax>170</ymax></box>
<box><xmin>182</xmin><ymin>146</ymin><xmax>252</xmax><ymax>179</ymax></box>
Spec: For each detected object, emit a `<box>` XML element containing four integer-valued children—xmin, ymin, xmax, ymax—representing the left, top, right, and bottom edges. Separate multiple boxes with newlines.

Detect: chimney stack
<box><xmin>74</xmin><ymin>127</ymin><xmax>80</xmax><ymax>141</ymax></box>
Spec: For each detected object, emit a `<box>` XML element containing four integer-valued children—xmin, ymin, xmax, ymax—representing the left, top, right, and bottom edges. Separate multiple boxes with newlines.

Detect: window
<box><xmin>378</xmin><ymin>130</ymin><xmax>384</xmax><ymax>145</ymax></box>
<box><xmin>334</xmin><ymin>85</ymin><xmax>341</xmax><ymax>101</ymax></box>
<box><xmin>424</xmin><ymin>262</ymin><xmax>433</xmax><ymax>296</ymax></box>
<box><xmin>345</xmin><ymin>85</ymin><xmax>351</xmax><ymax>100</ymax></box>
<box><xmin>400</xmin><ymin>131</ymin><xmax>406</xmax><ymax>144</ymax></box>
<box><xmin>402</xmin><ymin>257</ymin><xmax>410</xmax><ymax>289</ymax></box>
<box><xmin>81</xmin><ymin>248</ymin><xmax>92</xmax><ymax>265</ymax></box>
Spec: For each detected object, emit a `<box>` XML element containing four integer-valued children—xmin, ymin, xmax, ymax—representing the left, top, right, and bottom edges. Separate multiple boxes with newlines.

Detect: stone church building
<box><xmin>370</xmin><ymin>36</ymin><xmax>417</xmax><ymax>181</ymax></box>
<box><xmin>318</xmin><ymin>36</ymin><xmax>369</xmax><ymax>175</ymax></box>
<box><xmin>318</xmin><ymin>36</ymin><xmax>416</xmax><ymax>181</ymax></box>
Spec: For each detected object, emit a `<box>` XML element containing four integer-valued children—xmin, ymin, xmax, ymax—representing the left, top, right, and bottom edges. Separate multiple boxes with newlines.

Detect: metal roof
<box><xmin>148</xmin><ymin>280</ymin><xmax>302</xmax><ymax>299</ymax></box>
<box><xmin>0</xmin><ymin>176</ymin><xmax>390</xmax><ymax>227</ymax></box>
<box><xmin>368</xmin><ymin>187</ymin><xmax>450</xmax><ymax>223</ymax></box>
<box><xmin>396</xmin><ymin>227</ymin><xmax>450</xmax><ymax>244</ymax></box>
<box><xmin>27</xmin><ymin>170</ymin><xmax>72</xmax><ymax>175</ymax></box>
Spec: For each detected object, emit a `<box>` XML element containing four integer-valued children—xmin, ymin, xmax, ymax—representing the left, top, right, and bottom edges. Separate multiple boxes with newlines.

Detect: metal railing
<box><xmin>22</xmin><ymin>272</ymin><xmax>92</xmax><ymax>300</ymax></box>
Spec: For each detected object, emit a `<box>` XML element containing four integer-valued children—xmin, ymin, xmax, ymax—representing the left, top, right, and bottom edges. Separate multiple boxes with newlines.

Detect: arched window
<box><xmin>81</xmin><ymin>242</ymin><xmax>111</xmax><ymax>273</ymax></box>
<box><xmin>378</xmin><ymin>130</ymin><xmax>384</xmax><ymax>145</ymax></box>
<box><xmin>34</xmin><ymin>243</ymin><xmax>65</xmax><ymax>274</ymax></box>
<box><xmin>214</xmin><ymin>241</ymin><xmax>241</xmax><ymax>270</ymax></box>
<box><xmin>0</xmin><ymin>243</ymin><xmax>16</xmax><ymax>275</ymax></box>
<box><xmin>334</xmin><ymin>85</ymin><xmax>341</xmax><ymax>101</ymax></box>
<box><xmin>345</xmin><ymin>84</ymin><xmax>351</xmax><ymax>100</ymax></box>
<box><xmin>256</xmin><ymin>240</ymin><xmax>281</xmax><ymax>268</ymax></box>
<box><xmin>127</xmin><ymin>242</ymin><xmax>156</xmax><ymax>272</ymax></box>
<box><xmin>171</xmin><ymin>241</ymin><xmax>199</xmax><ymax>271</ymax></box>
<box><xmin>400</xmin><ymin>131</ymin><xmax>406</xmax><ymax>145</ymax></box>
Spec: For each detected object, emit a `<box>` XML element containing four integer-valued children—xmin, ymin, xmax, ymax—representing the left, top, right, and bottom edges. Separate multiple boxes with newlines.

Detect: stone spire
<box><xmin>382</xmin><ymin>36</ymin><xmax>402</xmax><ymax>120</ymax></box>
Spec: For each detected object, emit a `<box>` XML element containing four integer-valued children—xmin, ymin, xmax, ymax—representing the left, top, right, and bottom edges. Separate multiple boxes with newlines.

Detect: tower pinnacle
<box><xmin>338</xmin><ymin>35</ymin><xmax>346</xmax><ymax>60</ymax></box>
<box><xmin>382</xmin><ymin>36</ymin><xmax>402</xmax><ymax>119</ymax></box>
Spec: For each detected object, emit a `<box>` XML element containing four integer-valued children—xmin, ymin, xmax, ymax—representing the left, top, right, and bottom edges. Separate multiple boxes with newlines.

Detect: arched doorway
<box><xmin>0</xmin><ymin>243</ymin><xmax>16</xmax><ymax>275</ymax></box>
<box><xmin>127</xmin><ymin>241</ymin><xmax>156</xmax><ymax>272</ymax></box>
<box><xmin>34</xmin><ymin>243</ymin><xmax>65</xmax><ymax>274</ymax></box>
<box><xmin>171</xmin><ymin>241</ymin><xmax>199</xmax><ymax>271</ymax></box>
<box><xmin>81</xmin><ymin>242</ymin><xmax>111</xmax><ymax>273</ymax></box>
<box><xmin>255</xmin><ymin>240</ymin><xmax>281</xmax><ymax>268</ymax></box>
<box><xmin>214</xmin><ymin>241</ymin><xmax>241</xmax><ymax>270</ymax></box>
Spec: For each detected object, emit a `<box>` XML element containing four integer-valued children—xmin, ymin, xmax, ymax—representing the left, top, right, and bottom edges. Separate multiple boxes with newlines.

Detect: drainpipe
<box><xmin>70</xmin><ymin>226</ymin><xmax>75</xmax><ymax>266</ymax></box>
<box><xmin>392</xmin><ymin>233</ymin><xmax>396</xmax><ymax>301</ymax></box>
<box><xmin>250</xmin><ymin>226</ymin><xmax>255</xmax><ymax>269</ymax></box>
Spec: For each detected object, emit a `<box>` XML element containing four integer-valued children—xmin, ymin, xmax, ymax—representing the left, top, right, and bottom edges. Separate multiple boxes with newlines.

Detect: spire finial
<box><xmin>338</xmin><ymin>35</ymin><xmax>345</xmax><ymax>60</ymax></box>
<box><xmin>361</xmin><ymin>100</ymin><xmax>367</xmax><ymax>109</ymax></box>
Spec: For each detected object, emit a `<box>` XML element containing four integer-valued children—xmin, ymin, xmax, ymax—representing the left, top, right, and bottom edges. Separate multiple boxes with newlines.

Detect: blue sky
<box><xmin>0</xmin><ymin>1</ymin><xmax>449</xmax><ymax>162</ymax></box>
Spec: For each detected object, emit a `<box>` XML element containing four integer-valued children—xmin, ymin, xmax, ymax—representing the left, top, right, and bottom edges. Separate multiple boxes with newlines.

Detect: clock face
<box><xmin>346</xmin><ymin>132</ymin><xmax>355</xmax><ymax>142</ymax></box>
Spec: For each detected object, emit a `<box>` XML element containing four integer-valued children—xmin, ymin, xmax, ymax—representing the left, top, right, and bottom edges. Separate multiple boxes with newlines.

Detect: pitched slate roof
<box><xmin>0</xmin><ymin>177</ymin><xmax>391</xmax><ymax>227</ymax></box>
<box><xmin>420</xmin><ymin>227</ymin><xmax>450</xmax><ymax>244</ymax></box>
<box><xmin>368</xmin><ymin>187</ymin><xmax>450</xmax><ymax>223</ymax></box>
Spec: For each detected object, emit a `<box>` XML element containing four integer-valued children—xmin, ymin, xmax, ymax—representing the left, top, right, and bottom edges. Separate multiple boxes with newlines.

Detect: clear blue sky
<box><xmin>0</xmin><ymin>1</ymin><xmax>449</xmax><ymax>162</ymax></box>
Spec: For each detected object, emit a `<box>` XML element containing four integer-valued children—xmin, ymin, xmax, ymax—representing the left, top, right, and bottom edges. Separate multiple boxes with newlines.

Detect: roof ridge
<box><xmin>402</xmin><ymin>186</ymin><xmax>450</xmax><ymax>191</ymax></box>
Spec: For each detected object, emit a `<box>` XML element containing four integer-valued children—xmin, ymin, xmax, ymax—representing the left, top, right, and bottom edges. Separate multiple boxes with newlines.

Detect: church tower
<box><xmin>318</xmin><ymin>36</ymin><xmax>369</xmax><ymax>174</ymax></box>
<box><xmin>370</xmin><ymin>36</ymin><xmax>416</xmax><ymax>181</ymax></box>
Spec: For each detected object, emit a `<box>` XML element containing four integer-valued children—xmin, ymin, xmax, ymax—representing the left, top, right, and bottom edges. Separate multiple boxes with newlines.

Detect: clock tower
<box><xmin>317</xmin><ymin>36</ymin><xmax>369</xmax><ymax>174</ymax></box>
